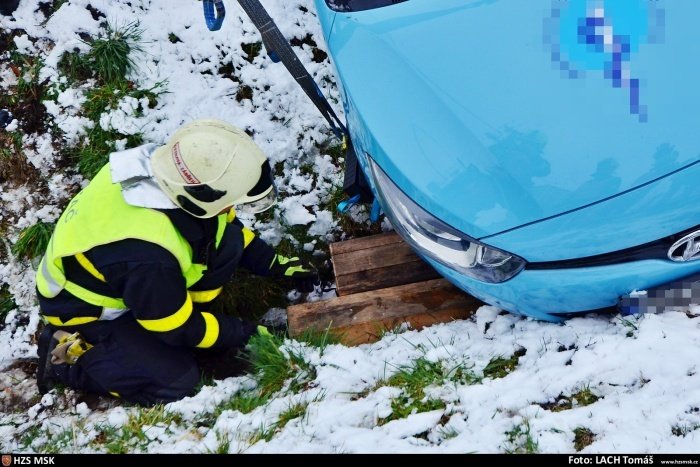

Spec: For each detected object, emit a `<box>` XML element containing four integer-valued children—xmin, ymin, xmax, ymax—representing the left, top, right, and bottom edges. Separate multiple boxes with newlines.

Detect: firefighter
<box><xmin>35</xmin><ymin>119</ymin><xmax>318</xmax><ymax>405</ymax></box>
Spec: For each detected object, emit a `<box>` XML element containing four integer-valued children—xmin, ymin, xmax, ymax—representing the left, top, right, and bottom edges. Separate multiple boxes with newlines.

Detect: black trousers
<box><xmin>51</xmin><ymin>314</ymin><xmax>245</xmax><ymax>406</ymax></box>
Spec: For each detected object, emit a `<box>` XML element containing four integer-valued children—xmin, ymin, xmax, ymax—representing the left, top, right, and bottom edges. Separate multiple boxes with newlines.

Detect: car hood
<box><xmin>321</xmin><ymin>0</ymin><xmax>700</xmax><ymax>239</ymax></box>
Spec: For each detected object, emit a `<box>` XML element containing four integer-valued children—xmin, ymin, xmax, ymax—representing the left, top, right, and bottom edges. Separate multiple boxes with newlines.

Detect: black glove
<box><xmin>269</xmin><ymin>254</ymin><xmax>319</xmax><ymax>293</ymax></box>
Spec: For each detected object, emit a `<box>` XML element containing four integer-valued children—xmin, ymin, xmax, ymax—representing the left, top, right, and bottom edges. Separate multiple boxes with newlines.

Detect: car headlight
<box><xmin>368</xmin><ymin>158</ymin><xmax>526</xmax><ymax>284</ymax></box>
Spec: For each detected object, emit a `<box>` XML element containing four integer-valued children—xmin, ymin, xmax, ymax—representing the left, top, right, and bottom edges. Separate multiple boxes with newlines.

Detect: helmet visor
<box><xmin>240</xmin><ymin>183</ymin><xmax>277</xmax><ymax>214</ymax></box>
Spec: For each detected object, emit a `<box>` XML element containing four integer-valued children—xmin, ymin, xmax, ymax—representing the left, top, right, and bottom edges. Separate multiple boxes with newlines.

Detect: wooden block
<box><xmin>329</xmin><ymin>231</ymin><xmax>404</xmax><ymax>256</ymax></box>
<box><xmin>288</xmin><ymin>278</ymin><xmax>482</xmax><ymax>346</ymax></box>
<box><xmin>330</xmin><ymin>232</ymin><xmax>440</xmax><ymax>295</ymax></box>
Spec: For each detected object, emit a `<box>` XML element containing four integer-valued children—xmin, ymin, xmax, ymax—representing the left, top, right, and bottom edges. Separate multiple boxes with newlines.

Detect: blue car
<box><xmin>313</xmin><ymin>0</ymin><xmax>700</xmax><ymax>321</ymax></box>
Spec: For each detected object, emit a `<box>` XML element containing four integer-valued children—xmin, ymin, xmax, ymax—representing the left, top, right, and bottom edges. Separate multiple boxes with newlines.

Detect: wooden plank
<box><xmin>332</xmin><ymin>239</ymin><xmax>425</xmax><ymax>275</ymax></box>
<box><xmin>334</xmin><ymin>260</ymin><xmax>440</xmax><ymax>296</ymax></box>
<box><xmin>330</xmin><ymin>231</ymin><xmax>440</xmax><ymax>295</ymax></box>
<box><xmin>288</xmin><ymin>279</ymin><xmax>482</xmax><ymax>346</ymax></box>
<box><xmin>329</xmin><ymin>231</ymin><xmax>403</xmax><ymax>256</ymax></box>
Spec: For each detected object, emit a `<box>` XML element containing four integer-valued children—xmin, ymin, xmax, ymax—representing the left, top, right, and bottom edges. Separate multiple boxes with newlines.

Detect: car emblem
<box><xmin>668</xmin><ymin>231</ymin><xmax>700</xmax><ymax>262</ymax></box>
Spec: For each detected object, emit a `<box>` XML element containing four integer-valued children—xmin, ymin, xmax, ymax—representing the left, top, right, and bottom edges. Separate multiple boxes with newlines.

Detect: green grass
<box><xmin>57</xmin><ymin>50</ymin><xmax>93</xmax><ymax>83</ymax></box>
<box><xmin>0</xmin><ymin>285</ymin><xmax>16</xmax><ymax>324</ymax></box>
<box><xmin>41</xmin><ymin>428</ymin><xmax>76</xmax><ymax>454</ymax></box>
<box><xmin>19</xmin><ymin>425</ymin><xmax>43</xmax><ymax>449</ymax></box>
<box><xmin>381</xmin><ymin>394</ymin><xmax>445</xmax><ymax>425</ymax></box>
<box><xmin>126</xmin><ymin>405</ymin><xmax>182</xmax><ymax>440</ymax></box>
<box><xmin>87</xmin><ymin>21</ymin><xmax>144</xmax><ymax>85</ymax></box>
<box><xmin>211</xmin><ymin>270</ymin><xmax>287</xmax><ymax>322</ymax></box>
<box><xmin>44</xmin><ymin>0</ymin><xmax>68</xmax><ymax>17</ymax></box>
<box><xmin>573</xmin><ymin>427</ymin><xmax>596</xmax><ymax>451</ymax></box>
<box><xmin>1</xmin><ymin>53</ymin><xmax>50</xmax><ymax>139</ymax></box>
<box><xmin>215</xmin><ymin>390</ymin><xmax>271</xmax><ymax>416</ymax></box>
<box><xmin>245</xmin><ymin>331</ymin><xmax>318</xmax><ymax>397</ymax></box>
<box><xmin>436</xmin><ymin>424</ymin><xmax>460</xmax><ymax>441</ymax></box>
<box><xmin>21</xmin><ymin>423</ymin><xmax>81</xmax><ymax>453</ymax></box>
<box><xmin>378</xmin><ymin>357</ymin><xmax>478</xmax><ymax>425</ymax></box>
<box><xmin>58</xmin><ymin>21</ymin><xmax>145</xmax><ymax>86</ymax></box>
<box><xmin>540</xmin><ymin>385</ymin><xmax>600</xmax><ymax>413</ymax></box>
<box><xmin>483</xmin><ymin>348</ymin><xmax>526</xmax><ymax>379</ymax></box>
<box><xmin>90</xmin><ymin>405</ymin><xmax>182</xmax><ymax>453</ymax></box>
<box><xmin>276</xmin><ymin>400</ymin><xmax>309</xmax><ymax>430</ymax></box>
<box><xmin>246</xmin><ymin>331</ymin><xmax>294</xmax><ymax>395</ymax></box>
<box><xmin>83</xmin><ymin>80</ymin><xmax>165</xmax><ymax>121</ymax></box>
<box><xmin>11</xmin><ymin>222</ymin><xmax>55</xmax><ymax>260</ymax></box>
<box><xmin>617</xmin><ymin>315</ymin><xmax>642</xmax><ymax>337</ymax></box>
<box><xmin>247</xmin><ymin>424</ymin><xmax>276</xmax><ymax>445</ymax></box>
<box><xmin>241</xmin><ymin>42</ymin><xmax>262</xmax><ymax>63</ymax></box>
<box><xmin>504</xmin><ymin>420</ymin><xmax>539</xmax><ymax>454</ymax></box>
<box><xmin>73</xmin><ymin>126</ymin><xmax>143</xmax><ymax>179</ymax></box>
<box><xmin>91</xmin><ymin>424</ymin><xmax>136</xmax><ymax>454</ymax></box>
<box><xmin>213</xmin><ymin>431</ymin><xmax>231</xmax><ymax>454</ymax></box>
<box><xmin>571</xmin><ymin>385</ymin><xmax>599</xmax><ymax>407</ymax></box>
<box><xmin>293</xmin><ymin>325</ymin><xmax>339</xmax><ymax>356</ymax></box>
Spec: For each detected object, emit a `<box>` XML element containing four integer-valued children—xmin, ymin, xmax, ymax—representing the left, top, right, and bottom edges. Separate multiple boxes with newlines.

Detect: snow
<box><xmin>1</xmin><ymin>0</ymin><xmax>699</xmax><ymax>455</ymax></box>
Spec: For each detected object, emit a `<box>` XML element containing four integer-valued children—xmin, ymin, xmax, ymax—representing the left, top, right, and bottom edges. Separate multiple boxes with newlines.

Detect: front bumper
<box><xmin>426</xmin><ymin>255</ymin><xmax>700</xmax><ymax>322</ymax></box>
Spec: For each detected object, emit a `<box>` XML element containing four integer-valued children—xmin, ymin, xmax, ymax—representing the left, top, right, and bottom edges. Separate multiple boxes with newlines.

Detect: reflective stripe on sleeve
<box><xmin>196</xmin><ymin>312</ymin><xmax>220</xmax><ymax>349</ymax></box>
<box><xmin>37</xmin><ymin>255</ymin><xmax>63</xmax><ymax>298</ymax></box>
<box><xmin>44</xmin><ymin>315</ymin><xmax>99</xmax><ymax>327</ymax></box>
<box><xmin>136</xmin><ymin>294</ymin><xmax>193</xmax><ymax>332</ymax></box>
<box><xmin>189</xmin><ymin>287</ymin><xmax>223</xmax><ymax>303</ymax></box>
<box><xmin>75</xmin><ymin>252</ymin><xmax>106</xmax><ymax>282</ymax></box>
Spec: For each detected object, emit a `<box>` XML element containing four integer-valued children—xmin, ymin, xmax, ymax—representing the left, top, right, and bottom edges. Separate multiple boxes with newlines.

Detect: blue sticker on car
<box><xmin>544</xmin><ymin>0</ymin><xmax>665</xmax><ymax>122</ymax></box>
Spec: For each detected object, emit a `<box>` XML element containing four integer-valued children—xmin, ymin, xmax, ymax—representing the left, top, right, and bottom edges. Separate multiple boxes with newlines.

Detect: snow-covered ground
<box><xmin>1</xmin><ymin>0</ymin><xmax>699</xmax><ymax>454</ymax></box>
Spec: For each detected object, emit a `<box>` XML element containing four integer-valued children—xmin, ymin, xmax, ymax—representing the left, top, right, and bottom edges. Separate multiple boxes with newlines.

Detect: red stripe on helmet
<box><xmin>171</xmin><ymin>142</ymin><xmax>200</xmax><ymax>184</ymax></box>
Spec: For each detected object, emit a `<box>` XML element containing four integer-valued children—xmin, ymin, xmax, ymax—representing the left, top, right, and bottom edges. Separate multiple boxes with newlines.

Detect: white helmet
<box><xmin>151</xmin><ymin>119</ymin><xmax>276</xmax><ymax>218</ymax></box>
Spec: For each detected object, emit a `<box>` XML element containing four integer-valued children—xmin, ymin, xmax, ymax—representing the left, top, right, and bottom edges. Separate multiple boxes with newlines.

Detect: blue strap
<box><xmin>337</xmin><ymin>194</ymin><xmax>361</xmax><ymax>214</ymax></box>
<box><xmin>370</xmin><ymin>198</ymin><xmax>382</xmax><ymax>223</ymax></box>
<box><xmin>203</xmin><ymin>0</ymin><xmax>226</xmax><ymax>31</ymax></box>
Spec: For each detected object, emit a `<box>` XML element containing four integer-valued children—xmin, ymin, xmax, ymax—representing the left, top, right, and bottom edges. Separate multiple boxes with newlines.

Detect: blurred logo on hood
<box><xmin>544</xmin><ymin>0</ymin><xmax>665</xmax><ymax>122</ymax></box>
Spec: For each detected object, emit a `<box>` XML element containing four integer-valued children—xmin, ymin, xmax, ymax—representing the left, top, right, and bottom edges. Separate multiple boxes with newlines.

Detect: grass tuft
<box><xmin>378</xmin><ymin>357</ymin><xmax>478</xmax><ymax>424</ymax></box>
<box><xmin>293</xmin><ymin>325</ymin><xmax>339</xmax><ymax>356</ymax></box>
<box><xmin>213</xmin><ymin>431</ymin><xmax>231</xmax><ymax>454</ymax></box>
<box><xmin>12</xmin><ymin>222</ymin><xmax>55</xmax><ymax>260</ymax></box>
<box><xmin>246</xmin><ymin>332</ymin><xmax>294</xmax><ymax>395</ymax></box>
<box><xmin>571</xmin><ymin>385</ymin><xmax>599</xmax><ymax>407</ymax></box>
<box><xmin>57</xmin><ymin>50</ymin><xmax>93</xmax><ymax>83</ymax></box>
<box><xmin>73</xmin><ymin>127</ymin><xmax>143</xmax><ymax>179</ymax></box>
<box><xmin>276</xmin><ymin>400</ymin><xmax>309</xmax><ymax>430</ymax></box>
<box><xmin>215</xmin><ymin>390</ymin><xmax>270</xmax><ymax>417</ymax></box>
<box><xmin>573</xmin><ymin>427</ymin><xmax>596</xmax><ymax>451</ymax></box>
<box><xmin>483</xmin><ymin>348</ymin><xmax>526</xmax><ymax>379</ymax></box>
<box><xmin>247</xmin><ymin>424</ymin><xmax>276</xmax><ymax>445</ymax></box>
<box><xmin>539</xmin><ymin>385</ymin><xmax>600</xmax><ymax>413</ymax></box>
<box><xmin>83</xmin><ymin>80</ymin><xmax>165</xmax><ymax>122</ymax></box>
<box><xmin>86</xmin><ymin>21</ymin><xmax>144</xmax><ymax>84</ymax></box>
<box><xmin>0</xmin><ymin>285</ymin><xmax>17</xmax><ymax>325</ymax></box>
<box><xmin>504</xmin><ymin>420</ymin><xmax>539</xmax><ymax>454</ymax></box>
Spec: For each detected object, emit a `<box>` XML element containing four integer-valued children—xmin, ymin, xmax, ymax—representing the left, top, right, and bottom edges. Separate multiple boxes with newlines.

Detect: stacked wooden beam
<box><xmin>287</xmin><ymin>232</ymin><xmax>483</xmax><ymax>345</ymax></box>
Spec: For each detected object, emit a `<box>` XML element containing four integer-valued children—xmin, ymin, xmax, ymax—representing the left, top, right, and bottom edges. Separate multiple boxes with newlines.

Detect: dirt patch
<box><xmin>0</xmin><ymin>365</ymin><xmax>41</xmax><ymax>413</ymax></box>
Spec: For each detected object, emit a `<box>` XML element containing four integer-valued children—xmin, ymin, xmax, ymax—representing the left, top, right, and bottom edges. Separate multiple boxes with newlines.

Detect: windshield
<box><xmin>325</xmin><ymin>0</ymin><xmax>408</xmax><ymax>12</ymax></box>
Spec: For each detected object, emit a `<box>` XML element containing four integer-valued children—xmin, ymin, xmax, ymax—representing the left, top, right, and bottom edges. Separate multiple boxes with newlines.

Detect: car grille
<box><xmin>526</xmin><ymin>225</ymin><xmax>700</xmax><ymax>270</ymax></box>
